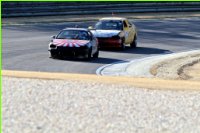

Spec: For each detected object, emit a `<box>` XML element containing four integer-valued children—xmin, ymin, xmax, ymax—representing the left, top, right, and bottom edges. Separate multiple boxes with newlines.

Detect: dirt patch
<box><xmin>2</xmin><ymin>70</ymin><xmax>200</xmax><ymax>90</ymax></box>
<box><xmin>150</xmin><ymin>54</ymin><xmax>200</xmax><ymax>81</ymax></box>
<box><xmin>182</xmin><ymin>61</ymin><xmax>200</xmax><ymax>81</ymax></box>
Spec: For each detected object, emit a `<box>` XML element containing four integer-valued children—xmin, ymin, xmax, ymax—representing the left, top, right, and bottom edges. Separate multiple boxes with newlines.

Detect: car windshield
<box><xmin>56</xmin><ymin>30</ymin><xmax>90</xmax><ymax>40</ymax></box>
<box><xmin>95</xmin><ymin>20</ymin><xmax>123</xmax><ymax>30</ymax></box>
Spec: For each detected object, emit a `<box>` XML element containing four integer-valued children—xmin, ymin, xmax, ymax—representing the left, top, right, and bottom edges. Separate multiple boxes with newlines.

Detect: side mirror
<box><xmin>51</xmin><ymin>35</ymin><xmax>56</xmax><ymax>39</ymax></box>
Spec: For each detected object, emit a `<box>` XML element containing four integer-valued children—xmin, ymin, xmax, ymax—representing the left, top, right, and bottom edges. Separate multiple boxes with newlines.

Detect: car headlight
<box><xmin>118</xmin><ymin>32</ymin><xmax>125</xmax><ymax>38</ymax></box>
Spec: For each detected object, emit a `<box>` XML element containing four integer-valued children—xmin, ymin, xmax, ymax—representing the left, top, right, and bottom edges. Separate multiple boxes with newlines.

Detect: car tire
<box><xmin>86</xmin><ymin>48</ymin><xmax>92</xmax><ymax>60</ymax></box>
<box><xmin>49</xmin><ymin>51</ymin><xmax>57</xmax><ymax>58</ymax></box>
<box><xmin>93</xmin><ymin>48</ymin><xmax>99</xmax><ymax>58</ymax></box>
<box><xmin>130</xmin><ymin>35</ymin><xmax>137</xmax><ymax>48</ymax></box>
<box><xmin>120</xmin><ymin>38</ymin><xmax>125</xmax><ymax>50</ymax></box>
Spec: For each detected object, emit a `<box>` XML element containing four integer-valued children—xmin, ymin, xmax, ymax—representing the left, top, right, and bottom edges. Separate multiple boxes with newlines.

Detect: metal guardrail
<box><xmin>2</xmin><ymin>2</ymin><xmax>200</xmax><ymax>17</ymax></box>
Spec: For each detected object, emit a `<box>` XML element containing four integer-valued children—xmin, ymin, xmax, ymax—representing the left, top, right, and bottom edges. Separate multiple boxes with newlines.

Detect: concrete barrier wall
<box><xmin>2</xmin><ymin>2</ymin><xmax>200</xmax><ymax>17</ymax></box>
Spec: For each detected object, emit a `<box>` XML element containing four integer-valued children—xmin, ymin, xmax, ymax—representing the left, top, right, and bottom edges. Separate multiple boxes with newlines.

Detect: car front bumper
<box><xmin>49</xmin><ymin>46</ymin><xmax>90</xmax><ymax>57</ymax></box>
<box><xmin>97</xmin><ymin>37</ymin><xmax>122</xmax><ymax>48</ymax></box>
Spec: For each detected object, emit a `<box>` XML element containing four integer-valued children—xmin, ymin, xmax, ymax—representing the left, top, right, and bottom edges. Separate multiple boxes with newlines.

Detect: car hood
<box><xmin>52</xmin><ymin>39</ymin><xmax>90</xmax><ymax>47</ymax></box>
<box><xmin>91</xmin><ymin>30</ymin><xmax>121</xmax><ymax>38</ymax></box>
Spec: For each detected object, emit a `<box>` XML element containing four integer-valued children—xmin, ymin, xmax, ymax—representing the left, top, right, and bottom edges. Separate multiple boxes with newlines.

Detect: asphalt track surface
<box><xmin>2</xmin><ymin>17</ymin><xmax>200</xmax><ymax>74</ymax></box>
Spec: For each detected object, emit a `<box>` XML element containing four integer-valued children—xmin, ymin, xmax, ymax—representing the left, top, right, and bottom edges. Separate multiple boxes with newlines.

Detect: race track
<box><xmin>2</xmin><ymin>17</ymin><xmax>200</xmax><ymax>74</ymax></box>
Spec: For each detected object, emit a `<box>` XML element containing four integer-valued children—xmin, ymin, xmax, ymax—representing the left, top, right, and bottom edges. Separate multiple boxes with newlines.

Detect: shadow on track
<box><xmin>50</xmin><ymin>46</ymin><xmax>171</xmax><ymax>64</ymax></box>
<box><xmin>100</xmin><ymin>46</ymin><xmax>172</xmax><ymax>55</ymax></box>
<box><xmin>51</xmin><ymin>57</ymin><xmax>126</xmax><ymax>64</ymax></box>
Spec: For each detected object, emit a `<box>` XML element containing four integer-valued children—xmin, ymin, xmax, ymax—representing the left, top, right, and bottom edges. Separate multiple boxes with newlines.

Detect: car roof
<box><xmin>63</xmin><ymin>28</ymin><xmax>89</xmax><ymax>31</ymax></box>
<box><xmin>100</xmin><ymin>17</ymin><xmax>127</xmax><ymax>21</ymax></box>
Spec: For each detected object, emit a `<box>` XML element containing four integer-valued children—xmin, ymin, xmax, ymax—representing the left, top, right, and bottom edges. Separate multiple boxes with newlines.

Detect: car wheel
<box><xmin>93</xmin><ymin>48</ymin><xmax>99</xmax><ymax>58</ymax></box>
<box><xmin>130</xmin><ymin>35</ymin><xmax>137</xmax><ymax>48</ymax></box>
<box><xmin>49</xmin><ymin>51</ymin><xmax>57</xmax><ymax>58</ymax></box>
<box><xmin>120</xmin><ymin>38</ymin><xmax>125</xmax><ymax>50</ymax></box>
<box><xmin>86</xmin><ymin>48</ymin><xmax>92</xmax><ymax>60</ymax></box>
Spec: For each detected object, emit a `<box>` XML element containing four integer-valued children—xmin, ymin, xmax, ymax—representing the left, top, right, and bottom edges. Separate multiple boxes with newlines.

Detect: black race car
<box><xmin>48</xmin><ymin>28</ymin><xmax>99</xmax><ymax>60</ymax></box>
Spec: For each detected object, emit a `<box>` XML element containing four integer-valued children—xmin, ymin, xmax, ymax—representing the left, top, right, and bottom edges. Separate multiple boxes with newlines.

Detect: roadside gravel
<box><xmin>3</xmin><ymin>76</ymin><xmax>200</xmax><ymax>133</ymax></box>
<box><xmin>183</xmin><ymin>61</ymin><xmax>200</xmax><ymax>81</ymax></box>
<box><xmin>151</xmin><ymin>53</ymin><xmax>200</xmax><ymax>80</ymax></box>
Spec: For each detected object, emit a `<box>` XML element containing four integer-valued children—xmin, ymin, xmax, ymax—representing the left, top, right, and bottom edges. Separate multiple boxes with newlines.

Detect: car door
<box><xmin>123</xmin><ymin>19</ymin><xmax>135</xmax><ymax>44</ymax></box>
<box><xmin>127</xmin><ymin>20</ymin><xmax>136</xmax><ymax>41</ymax></box>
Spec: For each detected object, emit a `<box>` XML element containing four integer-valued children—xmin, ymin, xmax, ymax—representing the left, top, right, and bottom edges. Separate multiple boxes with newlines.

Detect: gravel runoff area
<box><xmin>184</xmin><ymin>62</ymin><xmax>200</xmax><ymax>81</ymax></box>
<box><xmin>150</xmin><ymin>51</ymin><xmax>200</xmax><ymax>80</ymax></box>
<box><xmin>3</xmin><ymin>76</ymin><xmax>200</xmax><ymax>133</ymax></box>
<box><xmin>99</xmin><ymin>50</ymin><xmax>200</xmax><ymax>81</ymax></box>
